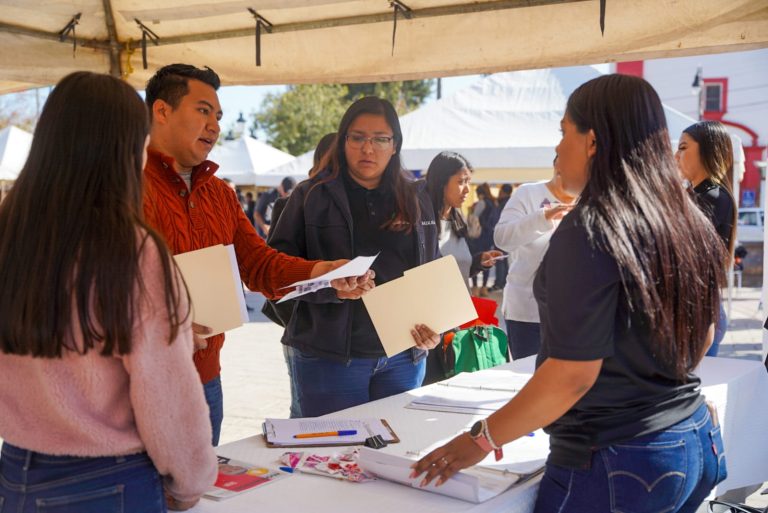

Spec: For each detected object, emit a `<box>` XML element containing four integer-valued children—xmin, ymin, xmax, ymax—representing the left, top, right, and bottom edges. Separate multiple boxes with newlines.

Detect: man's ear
<box><xmin>586</xmin><ymin>129</ymin><xmax>597</xmax><ymax>159</ymax></box>
<box><xmin>152</xmin><ymin>100</ymin><xmax>170</xmax><ymax>124</ymax></box>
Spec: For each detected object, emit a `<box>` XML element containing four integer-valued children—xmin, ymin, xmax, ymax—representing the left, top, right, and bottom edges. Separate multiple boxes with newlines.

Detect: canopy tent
<box><xmin>0</xmin><ymin>1</ymin><xmax>766</xmax><ymax>94</ymax></box>
<box><xmin>268</xmin><ymin>66</ymin><xmax>702</xmax><ymax>183</ymax></box>
<box><xmin>256</xmin><ymin>152</ymin><xmax>315</xmax><ymax>188</ymax></box>
<box><xmin>0</xmin><ymin>125</ymin><xmax>32</xmax><ymax>181</ymax></box>
<box><xmin>207</xmin><ymin>136</ymin><xmax>294</xmax><ymax>187</ymax></box>
<box><xmin>398</xmin><ymin>66</ymin><xmax>700</xmax><ymax>182</ymax></box>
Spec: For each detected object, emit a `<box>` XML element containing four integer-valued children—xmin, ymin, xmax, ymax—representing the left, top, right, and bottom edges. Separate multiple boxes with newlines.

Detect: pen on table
<box><xmin>293</xmin><ymin>430</ymin><xmax>358</xmax><ymax>439</ymax></box>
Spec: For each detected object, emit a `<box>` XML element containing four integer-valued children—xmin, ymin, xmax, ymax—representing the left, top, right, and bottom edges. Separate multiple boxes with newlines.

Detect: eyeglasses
<box><xmin>708</xmin><ymin>500</ymin><xmax>765</xmax><ymax>513</ymax></box>
<box><xmin>345</xmin><ymin>134</ymin><xmax>394</xmax><ymax>150</ymax></box>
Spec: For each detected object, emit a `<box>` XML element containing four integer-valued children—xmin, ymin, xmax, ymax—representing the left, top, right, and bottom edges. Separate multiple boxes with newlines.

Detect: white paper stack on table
<box><xmin>406</xmin><ymin>369</ymin><xmax>533</xmax><ymax>415</ymax></box>
<box><xmin>357</xmin><ymin>448</ymin><xmax>540</xmax><ymax>504</ymax></box>
<box><xmin>173</xmin><ymin>244</ymin><xmax>248</xmax><ymax>337</ymax></box>
<box><xmin>362</xmin><ymin>255</ymin><xmax>477</xmax><ymax>356</ymax></box>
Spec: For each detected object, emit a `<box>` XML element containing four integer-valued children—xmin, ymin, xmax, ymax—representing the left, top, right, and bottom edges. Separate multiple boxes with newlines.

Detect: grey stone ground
<box><xmin>224</xmin><ymin>287</ymin><xmax>768</xmax><ymax>509</ymax></box>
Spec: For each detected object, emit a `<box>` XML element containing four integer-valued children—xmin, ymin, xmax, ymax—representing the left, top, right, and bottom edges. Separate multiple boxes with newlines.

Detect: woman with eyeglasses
<box><xmin>0</xmin><ymin>72</ymin><xmax>216</xmax><ymax>511</ymax></box>
<box><xmin>412</xmin><ymin>74</ymin><xmax>727</xmax><ymax>512</ymax></box>
<box><xmin>269</xmin><ymin>96</ymin><xmax>441</xmax><ymax>417</ymax></box>
<box><xmin>675</xmin><ymin>120</ymin><xmax>737</xmax><ymax>357</ymax></box>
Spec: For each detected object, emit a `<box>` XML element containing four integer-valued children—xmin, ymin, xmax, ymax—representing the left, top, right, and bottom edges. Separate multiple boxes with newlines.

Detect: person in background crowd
<box><xmin>265</xmin><ymin>131</ymin><xmax>337</xmax><ymax>418</ymax></box>
<box><xmin>142</xmin><ymin>63</ymin><xmax>371</xmax><ymax>444</ymax></box>
<box><xmin>413</xmin><ymin>74</ymin><xmax>727</xmax><ymax>513</ymax></box>
<box><xmin>0</xmin><ymin>71</ymin><xmax>217</xmax><ymax>512</ymax></box>
<box><xmin>269</xmin><ymin>97</ymin><xmax>441</xmax><ymax>417</ymax></box>
<box><xmin>269</xmin><ymin>133</ymin><xmax>336</xmax><ymax>232</ymax></box>
<box><xmin>494</xmin><ymin>159</ymin><xmax>574</xmax><ymax>360</ymax></box>
<box><xmin>422</xmin><ymin>151</ymin><xmax>502</xmax><ymax>384</ymax></box>
<box><xmin>254</xmin><ymin>176</ymin><xmax>296</xmax><ymax>238</ymax></box>
<box><xmin>675</xmin><ymin>120</ymin><xmax>736</xmax><ymax>357</ymax></box>
<box><xmin>244</xmin><ymin>191</ymin><xmax>256</xmax><ymax>226</ymax></box>
<box><xmin>489</xmin><ymin>183</ymin><xmax>513</xmax><ymax>292</ymax></box>
<box><xmin>468</xmin><ymin>183</ymin><xmax>497</xmax><ymax>297</ymax></box>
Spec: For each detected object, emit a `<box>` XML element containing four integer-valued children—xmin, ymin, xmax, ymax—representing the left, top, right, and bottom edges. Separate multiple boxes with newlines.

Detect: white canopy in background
<box><xmin>269</xmin><ymin>66</ymin><xmax>701</xmax><ymax>184</ymax></box>
<box><xmin>0</xmin><ymin>125</ymin><xmax>32</xmax><ymax>181</ymax></box>
<box><xmin>0</xmin><ymin>0</ymin><xmax>766</xmax><ymax>94</ymax></box>
<box><xmin>206</xmin><ymin>136</ymin><xmax>293</xmax><ymax>187</ymax></box>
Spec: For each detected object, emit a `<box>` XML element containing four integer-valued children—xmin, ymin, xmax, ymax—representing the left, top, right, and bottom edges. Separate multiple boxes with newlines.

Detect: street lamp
<box><xmin>233</xmin><ymin>112</ymin><xmax>247</xmax><ymax>139</ymax></box>
<box><xmin>691</xmin><ymin>66</ymin><xmax>703</xmax><ymax>120</ymax></box>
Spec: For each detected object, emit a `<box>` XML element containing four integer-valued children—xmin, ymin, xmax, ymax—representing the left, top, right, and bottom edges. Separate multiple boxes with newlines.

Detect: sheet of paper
<box><xmin>362</xmin><ymin>255</ymin><xmax>477</xmax><ymax>356</ymax></box>
<box><xmin>357</xmin><ymin>448</ymin><xmax>519</xmax><ymax>503</ymax></box>
<box><xmin>406</xmin><ymin>386</ymin><xmax>516</xmax><ymax>415</ymax></box>
<box><xmin>277</xmin><ymin>254</ymin><xmax>378</xmax><ymax>303</ymax></box>
<box><xmin>173</xmin><ymin>244</ymin><xmax>248</xmax><ymax>337</ymax></box>
<box><xmin>263</xmin><ymin>418</ymin><xmax>396</xmax><ymax>446</ymax></box>
<box><xmin>436</xmin><ymin>368</ymin><xmax>533</xmax><ymax>392</ymax></box>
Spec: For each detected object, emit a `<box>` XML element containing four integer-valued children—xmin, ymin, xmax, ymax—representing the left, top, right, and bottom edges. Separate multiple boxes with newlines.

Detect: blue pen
<box><xmin>293</xmin><ymin>429</ymin><xmax>357</xmax><ymax>439</ymax></box>
<box><xmin>526</xmin><ymin>432</ymin><xmax>535</xmax><ymax>437</ymax></box>
<box><xmin>279</xmin><ymin>466</ymin><xmax>295</xmax><ymax>473</ymax></box>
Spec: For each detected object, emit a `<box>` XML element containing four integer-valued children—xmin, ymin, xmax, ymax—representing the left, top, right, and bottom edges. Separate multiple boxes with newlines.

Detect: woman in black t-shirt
<box><xmin>676</xmin><ymin>120</ymin><xmax>737</xmax><ymax>357</ymax></box>
<box><xmin>412</xmin><ymin>74</ymin><xmax>727</xmax><ymax>513</ymax></box>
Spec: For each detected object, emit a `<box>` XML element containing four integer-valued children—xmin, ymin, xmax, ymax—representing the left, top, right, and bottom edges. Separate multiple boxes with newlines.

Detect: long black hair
<box><xmin>568</xmin><ymin>74</ymin><xmax>725</xmax><ymax>379</ymax></box>
<box><xmin>0</xmin><ymin>72</ymin><xmax>189</xmax><ymax>357</ymax></box>
<box><xmin>425</xmin><ymin>151</ymin><xmax>472</xmax><ymax>237</ymax></box>
<box><xmin>683</xmin><ymin>120</ymin><xmax>737</xmax><ymax>258</ymax></box>
<box><xmin>312</xmin><ymin>96</ymin><xmax>418</xmax><ymax>232</ymax></box>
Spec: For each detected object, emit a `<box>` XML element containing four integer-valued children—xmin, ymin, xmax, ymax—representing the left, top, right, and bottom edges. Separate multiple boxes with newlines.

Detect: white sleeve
<box><xmin>493</xmin><ymin>187</ymin><xmax>554</xmax><ymax>251</ymax></box>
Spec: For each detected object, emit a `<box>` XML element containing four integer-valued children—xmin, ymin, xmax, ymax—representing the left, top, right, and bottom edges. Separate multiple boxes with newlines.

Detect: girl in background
<box><xmin>676</xmin><ymin>120</ymin><xmax>736</xmax><ymax>357</ymax></box>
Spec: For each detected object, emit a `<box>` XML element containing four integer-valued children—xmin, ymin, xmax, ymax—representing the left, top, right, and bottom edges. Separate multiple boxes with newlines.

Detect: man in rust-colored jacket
<box><xmin>142</xmin><ymin>64</ymin><xmax>368</xmax><ymax>446</ymax></box>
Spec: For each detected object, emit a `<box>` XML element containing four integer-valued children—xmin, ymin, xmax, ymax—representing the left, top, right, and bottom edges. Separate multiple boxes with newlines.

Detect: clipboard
<box><xmin>262</xmin><ymin>418</ymin><xmax>400</xmax><ymax>448</ymax></box>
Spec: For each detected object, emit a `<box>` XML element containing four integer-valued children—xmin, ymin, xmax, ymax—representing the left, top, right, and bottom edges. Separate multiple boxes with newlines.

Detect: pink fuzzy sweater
<box><xmin>0</xmin><ymin>238</ymin><xmax>217</xmax><ymax>502</ymax></box>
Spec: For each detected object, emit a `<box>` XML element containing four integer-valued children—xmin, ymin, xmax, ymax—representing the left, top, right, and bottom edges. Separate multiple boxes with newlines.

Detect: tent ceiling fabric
<box><xmin>0</xmin><ymin>0</ymin><xmax>766</xmax><ymax>93</ymax></box>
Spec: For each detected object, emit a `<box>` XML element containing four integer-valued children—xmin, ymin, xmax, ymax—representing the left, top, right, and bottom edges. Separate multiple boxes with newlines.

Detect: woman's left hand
<box><xmin>410</xmin><ymin>432</ymin><xmax>488</xmax><ymax>487</ymax></box>
<box><xmin>411</xmin><ymin>324</ymin><xmax>440</xmax><ymax>350</ymax></box>
<box><xmin>480</xmin><ymin>250</ymin><xmax>503</xmax><ymax>268</ymax></box>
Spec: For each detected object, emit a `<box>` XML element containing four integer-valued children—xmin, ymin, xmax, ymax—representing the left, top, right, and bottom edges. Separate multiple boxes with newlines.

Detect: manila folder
<box><xmin>173</xmin><ymin>244</ymin><xmax>249</xmax><ymax>337</ymax></box>
<box><xmin>363</xmin><ymin>255</ymin><xmax>477</xmax><ymax>357</ymax></box>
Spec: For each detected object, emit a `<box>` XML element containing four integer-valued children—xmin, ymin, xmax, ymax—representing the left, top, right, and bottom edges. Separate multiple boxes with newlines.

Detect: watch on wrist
<box><xmin>469</xmin><ymin>420</ymin><xmax>503</xmax><ymax>461</ymax></box>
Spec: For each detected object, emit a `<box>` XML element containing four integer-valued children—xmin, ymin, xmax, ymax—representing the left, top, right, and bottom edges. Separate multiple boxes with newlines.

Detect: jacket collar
<box><xmin>145</xmin><ymin>147</ymin><xmax>220</xmax><ymax>187</ymax></box>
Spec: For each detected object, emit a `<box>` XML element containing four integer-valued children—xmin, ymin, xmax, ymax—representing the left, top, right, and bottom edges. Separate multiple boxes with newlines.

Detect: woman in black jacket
<box><xmin>269</xmin><ymin>97</ymin><xmax>441</xmax><ymax>417</ymax></box>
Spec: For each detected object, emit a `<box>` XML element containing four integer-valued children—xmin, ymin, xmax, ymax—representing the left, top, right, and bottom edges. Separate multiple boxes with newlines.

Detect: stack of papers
<box><xmin>263</xmin><ymin>418</ymin><xmax>399</xmax><ymax>447</ymax></box>
<box><xmin>357</xmin><ymin>448</ymin><xmax>528</xmax><ymax>503</ymax></box>
<box><xmin>204</xmin><ymin>455</ymin><xmax>290</xmax><ymax>501</ymax></box>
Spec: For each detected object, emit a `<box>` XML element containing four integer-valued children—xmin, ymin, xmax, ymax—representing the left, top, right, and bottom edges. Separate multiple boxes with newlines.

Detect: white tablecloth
<box><xmin>191</xmin><ymin>356</ymin><xmax>768</xmax><ymax>512</ymax></box>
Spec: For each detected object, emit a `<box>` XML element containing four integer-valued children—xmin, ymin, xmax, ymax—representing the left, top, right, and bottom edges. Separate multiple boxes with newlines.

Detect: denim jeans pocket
<box><xmin>709</xmin><ymin>426</ymin><xmax>728</xmax><ymax>485</ymax></box>
<box><xmin>603</xmin><ymin>440</ymin><xmax>687</xmax><ymax>513</ymax></box>
<box><xmin>36</xmin><ymin>484</ymin><xmax>124</xmax><ymax>513</ymax></box>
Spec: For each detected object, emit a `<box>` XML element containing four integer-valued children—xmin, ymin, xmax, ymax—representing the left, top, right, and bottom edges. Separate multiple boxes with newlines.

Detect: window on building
<box><xmin>704</xmin><ymin>83</ymin><xmax>723</xmax><ymax>112</ymax></box>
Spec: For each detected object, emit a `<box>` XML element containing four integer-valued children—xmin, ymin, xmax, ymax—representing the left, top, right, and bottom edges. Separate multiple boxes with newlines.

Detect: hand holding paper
<box><xmin>278</xmin><ymin>255</ymin><xmax>378</xmax><ymax>303</ymax></box>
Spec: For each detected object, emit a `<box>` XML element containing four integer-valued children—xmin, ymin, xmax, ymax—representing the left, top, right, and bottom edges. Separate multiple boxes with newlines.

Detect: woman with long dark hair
<box><xmin>676</xmin><ymin>120</ymin><xmax>736</xmax><ymax>357</ymax></box>
<box><xmin>269</xmin><ymin>97</ymin><xmax>441</xmax><ymax>417</ymax></box>
<box><xmin>425</xmin><ymin>152</ymin><xmax>501</xmax><ymax>284</ymax></box>
<box><xmin>0</xmin><ymin>72</ymin><xmax>217</xmax><ymax>511</ymax></box>
<box><xmin>412</xmin><ymin>74</ymin><xmax>727</xmax><ymax>512</ymax></box>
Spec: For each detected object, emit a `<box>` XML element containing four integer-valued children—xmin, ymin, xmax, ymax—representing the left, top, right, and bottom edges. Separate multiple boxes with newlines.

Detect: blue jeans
<box><xmin>506</xmin><ymin>320</ymin><xmax>541</xmax><ymax>360</ymax></box>
<box><xmin>290</xmin><ymin>349</ymin><xmax>426</xmax><ymax>417</ymax></box>
<box><xmin>203</xmin><ymin>375</ymin><xmax>223</xmax><ymax>446</ymax></box>
<box><xmin>0</xmin><ymin>442</ymin><xmax>166</xmax><ymax>513</ymax></box>
<box><xmin>706</xmin><ymin>303</ymin><xmax>727</xmax><ymax>357</ymax></box>
<box><xmin>282</xmin><ymin>345</ymin><xmax>302</xmax><ymax>418</ymax></box>
<box><xmin>534</xmin><ymin>402</ymin><xmax>727</xmax><ymax>513</ymax></box>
